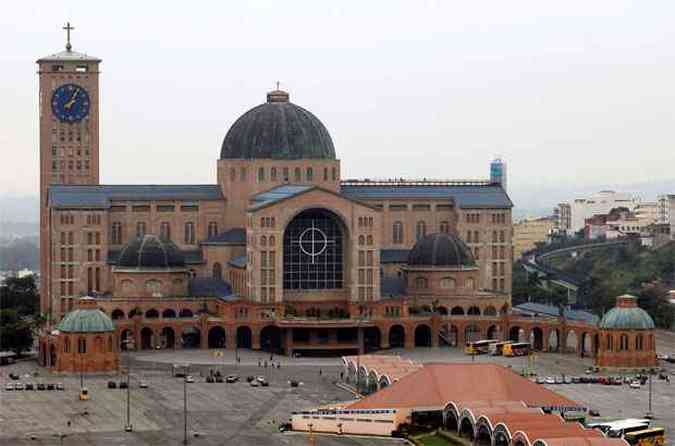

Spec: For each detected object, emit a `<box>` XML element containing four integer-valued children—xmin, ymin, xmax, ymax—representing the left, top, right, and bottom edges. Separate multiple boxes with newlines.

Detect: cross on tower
<box><xmin>63</xmin><ymin>22</ymin><xmax>74</xmax><ymax>51</ymax></box>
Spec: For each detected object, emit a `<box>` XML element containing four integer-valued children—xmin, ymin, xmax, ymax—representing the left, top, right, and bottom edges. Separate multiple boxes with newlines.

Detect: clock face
<box><xmin>51</xmin><ymin>84</ymin><xmax>90</xmax><ymax>122</ymax></box>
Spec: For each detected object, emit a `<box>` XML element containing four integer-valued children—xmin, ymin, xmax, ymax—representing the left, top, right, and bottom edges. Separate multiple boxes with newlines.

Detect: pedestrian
<box><xmin>340</xmin><ymin>371</ymin><xmax>344</xmax><ymax>380</ymax></box>
<box><xmin>319</xmin><ymin>368</ymin><xmax>322</xmax><ymax>377</ymax></box>
<box><xmin>277</xmin><ymin>362</ymin><xmax>280</xmax><ymax>369</ymax></box>
<box><xmin>258</xmin><ymin>359</ymin><xmax>261</xmax><ymax>367</ymax></box>
<box><xmin>264</xmin><ymin>360</ymin><xmax>268</xmax><ymax>368</ymax></box>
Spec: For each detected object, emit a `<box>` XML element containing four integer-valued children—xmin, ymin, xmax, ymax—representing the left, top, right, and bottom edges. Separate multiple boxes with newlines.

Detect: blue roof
<box><xmin>380</xmin><ymin>249</ymin><xmax>410</xmax><ymax>264</ymax></box>
<box><xmin>513</xmin><ymin>302</ymin><xmax>599</xmax><ymax>324</ymax></box>
<box><xmin>49</xmin><ymin>185</ymin><xmax>223</xmax><ymax>209</ymax></box>
<box><xmin>249</xmin><ymin>185</ymin><xmax>314</xmax><ymax>211</ymax></box>
<box><xmin>381</xmin><ymin>275</ymin><xmax>406</xmax><ymax>297</ymax></box>
<box><xmin>600</xmin><ymin>306</ymin><xmax>654</xmax><ymax>330</ymax></box>
<box><xmin>188</xmin><ymin>277</ymin><xmax>234</xmax><ymax>299</ymax></box>
<box><xmin>340</xmin><ymin>184</ymin><xmax>512</xmax><ymax>209</ymax></box>
<box><xmin>228</xmin><ymin>255</ymin><xmax>247</xmax><ymax>268</ymax></box>
<box><xmin>202</xmin><ymin>228</ymin><xmax>246</xmax><ymax>245</ymax></box>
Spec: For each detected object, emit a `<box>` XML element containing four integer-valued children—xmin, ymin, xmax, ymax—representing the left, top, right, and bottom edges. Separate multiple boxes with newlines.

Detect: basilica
<box><xmin>37</xmin><ymin>33</ymin><xmax>655</xmax><ymax>373</ymax></box>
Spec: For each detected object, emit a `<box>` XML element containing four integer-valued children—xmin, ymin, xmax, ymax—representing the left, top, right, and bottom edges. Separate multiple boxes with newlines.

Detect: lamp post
<box><xmin>123</xmin><ymin>338</ymin><xmax>134</xmax><ymax>432</ymax></box>
<box><xmin>646</xmin><ymin>369</ymin><xmax>654</xmax><ymax>419</ymax></box>
<box><xmin>183</xmin><ymin>363</ymin><xmax>190</xmax><ymax>445</ymax></box>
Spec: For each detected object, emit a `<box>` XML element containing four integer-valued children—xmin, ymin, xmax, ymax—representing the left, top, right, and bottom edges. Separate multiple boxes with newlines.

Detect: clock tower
<box><xmin>37</xmin><ymin>23</ymin><xmax>101</xmax><ymax>319</ymax></box>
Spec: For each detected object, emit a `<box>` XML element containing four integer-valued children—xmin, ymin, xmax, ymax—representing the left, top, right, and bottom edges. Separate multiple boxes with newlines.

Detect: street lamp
<box><xmin>123</xmin><ymin>338</ymin><xmax>135</xmax><ymax>432</ymax></box>
<box><xmin>183</xmin><ymin>363</ymin><xmax>190</xmax><ymax>445</ymax></box>
<box><xmin>646</xmin><ymin>368</ymin><xmax>654</xmax><ymax>419</ymax></box>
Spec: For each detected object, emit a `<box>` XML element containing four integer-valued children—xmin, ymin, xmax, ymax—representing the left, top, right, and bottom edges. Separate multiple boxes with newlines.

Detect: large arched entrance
<box><xmin>283</xmin><ymin>208</ymin><xmax>345</xmax><ymax>290</ymax></box>
<box><xmin>581</xmin><ymin>332</ymin><xmax>594</xmax><ymax>357</ymax></box>
<box><xmin>161</xmin><ymin>327</ymin><xmax>175</xmax><ymax>349</ymax></box>
<box><xmin>260</xmin><ymin>325</ymin><xmax>282</xmax><ymax>353</ymax></box>
<box><xmin>141</xmin><ymin>327</ymin><xmax>154</xmax><ymax>350</ymax></box>
<box><xmin>487</xmin><ymin>325</ymin><xmax>501</xmax><ymax>341</ymax></box>
<box><xmin>450</xmin><ymin>306</ymin><xmax>465</xmax><ymax>316</ymax></box>
<box><xmin>120</xmin><ymin>329</ymin><xmax>133</xmax><ymax>350</ymax></box>
<box><xmin>531</xmin><ymin>327</ymin><xmax>544</xmax><ymax>351</ymax></box>
<box><xmin>476</xmin><ymin>424</ymin><xmax>492</xmax><ymax>446</ymax></box>
<box><xmin>364</xmin><ymin>327</ymin><xmax>381</xmax><ymax>353</ymax></box>
<box><xmin>49</xmin><ymin>344</ymin><xmax>57</xmax><ymax>366</ymax></box>
<box><xmin>509</xmin><ymin>326</ymin><xmax>524</xmax><ymax>342</ymax></box>
<box><xmin>389</xmin><ymin>325</ymin><xmax>405</xmax><ymax>348</ymax></box>
<box><xmin>465</xmin><ymin>324</ymin><xmax>481</xmax><ymax>343</ymax></box>
<box><xmin>208</xmin><ymin>326</ymin><xmax>227</xmax><ymax>349</ymax></box>
<box><xmin>112</xmin><ymin>309</ymin><xmax>125</xmax><ymax>320</ymax></box>
<box><xmin>548</xmin><ymin>329</ymin><xmax>560</xmax><ymax>351</ymax></box>
<box><xmin>181</xmin><ymin>326</ymin><xmax>201</xmax><ymax>349</ymax></box>
<box><xmin>459</xmin><ymin>417</ymin><xmax>475</xmax><ymax>441</ymax></box>
<box><xmin>566</xmin><ymin>330</ymin><xmax>578</xmax><ymax>353</ymax></box>
<box><xmin>237</xmin><ymin>326</ymin><xmax>252</xmax><ymax>349</ymax></box>
<box><xmin>414</xmin><ymin>324</ymin><xmax>432</xmax><ymax>347</ymax></box>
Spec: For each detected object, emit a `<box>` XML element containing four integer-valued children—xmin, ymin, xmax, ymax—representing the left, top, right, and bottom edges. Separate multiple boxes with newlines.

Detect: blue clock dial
<box><xmin>51</xmin><ymin>84</ymin><xmax>90</xmax><ymax>122</ymax></box>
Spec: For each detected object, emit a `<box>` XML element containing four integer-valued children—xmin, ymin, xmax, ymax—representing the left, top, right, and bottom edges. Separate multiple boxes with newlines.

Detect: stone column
<box><xmin>357</xmin><ymin>327</ymin><xmax>364</xmax><ymax>355</ymax></box>
<box><xmin>252</xmin><ymin>328</ymin><xmax>261</xmax><ymax>350</ymax></box>
<box><xmin>285</xmin><ymin>328</ymin><xmax>294</xmax><ymax>357</ymax></box>
<box><xmin>404</xmin><ymin>324</ymin><xmax>414</xmax><ymax>350</ymax></box>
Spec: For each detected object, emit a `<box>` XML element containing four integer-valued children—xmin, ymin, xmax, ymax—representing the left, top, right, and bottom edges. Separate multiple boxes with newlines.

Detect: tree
<box><xmin>638</xmin><ymin>284</ymin><xmax>675</xmax><ymax>330</ymax></box>
<box><xmin>0</xmin><ymin>309</ymin><xmax>34</xmax><ymax>356</ymax></box>
<box><xmin>0</xmin><ymin>275</ymin><xmax>39</xmax><ymax>317</ymax></box>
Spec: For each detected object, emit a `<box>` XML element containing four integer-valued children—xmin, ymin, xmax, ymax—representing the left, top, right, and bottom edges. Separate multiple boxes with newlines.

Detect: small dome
<box><xmin>117</xmin><ymin>235</ymin><xmax>185</xmax><ymax>268</ymax></box>
<box><xmin>408</xmin><ymin>233</ymin><xmax>475</xmax><ymax>267</ymax></box>
<box><xmin>220</xmin><ymin>89</ymin><xmax>336</xmax><ymax>160</ymax></box>
<box><xmin>56</xmin><ymin>308</ymin><xmax>115</xmax><ymax>333</ymax></box>
<box><xmin>599</xmin><ymin>295</ymin><xmax>655</xmax><ymax>330</ymax></box>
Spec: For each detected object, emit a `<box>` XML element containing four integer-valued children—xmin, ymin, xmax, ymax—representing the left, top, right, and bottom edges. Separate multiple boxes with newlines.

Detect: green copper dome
<box><xmin>56</xmin><ymin>308</ymin><xmax>115</xmax><ymax>333</ymax></box>
<box><xmin>599</xmin><ymin>295</ymin><xmax>655</xmax><ymax>330</ymax></box>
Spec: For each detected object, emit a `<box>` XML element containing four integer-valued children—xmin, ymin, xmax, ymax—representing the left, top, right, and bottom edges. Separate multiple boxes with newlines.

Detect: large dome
<box><xmin>57</xmin><ymin>308</ymin><xmax>114</xmax><ymax>333</ymax></box>
<box><xmin>599</xmin><ymin>295</ymin><xmax>655</xmax><ymax>330</ymax></box>
<box><xmin>408</xmin><ymin>233</ymin><xmax>475</xmax><ymax>267</ymax></box>
<box><xmin>220</xmin><ymin>89</ymin><xmax>336</xmax><ymax>160</ymax></box>
<box><xmin>117</xmin><ymin>235</ymin><xmax>185</xmax><ymax>269</ymax></box>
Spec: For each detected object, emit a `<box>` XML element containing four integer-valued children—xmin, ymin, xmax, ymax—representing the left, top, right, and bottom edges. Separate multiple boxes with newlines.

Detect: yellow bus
<box><xmin>489</xmin><ymin>341</ymin><xmax>513</xmax><ymax>356</ymax></box>
<box><xmin>465</xmin><ymin>339</ymin><xmax>498</xmax><ymax>355</ymax></box>
<box><xmin>503</xmin><ymin>342</ymin><xmax>530</xmax><ymax>357</ymax></box>
<box><xmin>624</xmin><ymin>428</ymin><xmax>666</xmax><ymax>446</ymax></box>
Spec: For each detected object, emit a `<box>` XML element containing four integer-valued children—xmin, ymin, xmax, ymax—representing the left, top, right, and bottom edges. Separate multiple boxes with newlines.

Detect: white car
<box><xmin>630</xmin><ymin>381</ymin><xmax>641</xmax><ymax>389</ymax></box>
<box><xmin>545</xmin><ymin>377</ymin><xmax>555</xmax><ymax>385</ymax></box>
<box><xmin>185</xmin><ymin>376</ymin><xmax>195</xmax><ymax>383</ymax></box>
<box><xmin>139</xmin><ymin>381</ymin><xmax>148</xmax><ymax>388</ymax></box>
<box><xmin>4</xmin><ymin>383</ymin><xmax>14</xmax><ymax>391</ymax></box>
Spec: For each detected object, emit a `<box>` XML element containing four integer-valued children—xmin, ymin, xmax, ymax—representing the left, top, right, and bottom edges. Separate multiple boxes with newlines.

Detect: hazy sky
<box><xmin>2</xmin><ymin>1</ymin><xmax>675</xmax><ymax>209</ymax></box>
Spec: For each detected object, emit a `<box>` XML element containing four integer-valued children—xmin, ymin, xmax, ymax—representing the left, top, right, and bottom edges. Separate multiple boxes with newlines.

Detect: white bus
<box><xmin>587</xmin><ymin>419</ymin><xmax>651</xmax><ymax>438</ymax></box>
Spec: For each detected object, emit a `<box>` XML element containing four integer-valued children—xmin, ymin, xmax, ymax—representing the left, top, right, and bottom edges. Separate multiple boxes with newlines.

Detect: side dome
<box><xmin>117</xmin><ymin>235</ymin><xmax>185</xmax><ymax>268</ymax></box>
<box><xmin>220</xmin><ymin>89</ymin><xmax>336</xmax><ymax>160</ymax></box>
<box><xmin>599</xmin><ymin>295</ymin><xmax>655</xmax><ymax>330</ymax></box>
<box><xmin>56</xmin><ymin>308</ymin><xmax>115</xmax><ymax>333</ymax></box>
<box><xmin>408</xmin><ymin>233</ymin><xmax>475</xmax><ymax>267</ymax></box>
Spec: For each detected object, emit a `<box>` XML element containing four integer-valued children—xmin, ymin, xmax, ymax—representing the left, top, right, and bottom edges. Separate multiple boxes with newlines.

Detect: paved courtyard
<box><xmin>1</xmin><ymin>329</ymin><xmax>674</xmax><ymax>445</ymax></box>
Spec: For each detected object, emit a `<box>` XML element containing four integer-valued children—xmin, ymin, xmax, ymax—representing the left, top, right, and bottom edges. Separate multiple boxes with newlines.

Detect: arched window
<box><xmin>261</xmin><ymin>235</ymin><xmax>267</xmax><ymax>246</ymax></box>
<box><xmin>160</xmin><ymin>221</ymin><xmax>171</xmax><ymax>240</ymax></box>
<box><xmin>492</xmin><ymin>230</ymin><xmax>498</xmax><ymax>243</ymax></box>
<box><xmin>416</xmin><ymin>221</ymin><xmax>427</xmax><ymax>240</ymax></box>
<box><xmin>269</xmin><ymin>235</ymin><xmax>275</xmax><ymax>245</ymax></box>
<box><xmin>473</xmin><ymin>230</ymin><xmax>479</xmax><ymax>242</ymax></box>
<box><xmin>111</xmin><ymin>222</ymin><xmax>123</xmax><ymax>244</ymax></box>
<box><xmin>620</xmin><ymin>334</ymin><xmax>629</xmax><ymax>351</ymax></box>
<box><xmin>393</xmin><ymin>221</ymin><xmax>403</xmax><ymax>244</ymax></box>
<box><xmin>146</xmin><ymin>279</ymin><xmax>162</xmax><ymax>296</ymax></box>
<box><xmin>283</xmin><ymin>167</ymin><xmax>289</xmax><ymax>182</ymax></box>
<box><xmin>213</xmin><ymin>262</ymin><xmax>222</xmax><ymax>280</ymax></box>
<box><xmin>184</xmin><ymin>222</ymin><xmax>195</xmax><ymax>244</ymax></box>
<box><xmin>415</xmin><ymin>277</ymin><xmax>429</xmax><ymax>289</ymax></box>
<box><xmin>465</xmin><ymin>278</ymin><xmax>475</xmax><ymax>290</ymax></box>
<box><xmin>467</xmin><ymin>230</ymin><xmax>472</xmax><ymax>243</ymax></box>
<box><xmin>440</xmin><ymin>277</ymin><xmax>456</xmax><ymax>289</ymax></box>
<box><xmin>366</xmin><ymin>235</ymin><xmax>373</xmax><ymax>245</ymax></box>
<box><xmin>78</xmin><ymin>338</ymin><xmax>87</xmax><ymax>354</ymax></box>
<box><xmin>323</xmin><ymin>167</ymin><xmax>328</xmax><ymax>181</ymax></box>
<box><xmin>440</xmin><ymin>221</ymin><xmax>449</xmax><ymax>234</ymax></box>
<box><xmin>606</xmin><ymin>334</ymin><xmax>613</xmax><ymax>351</ymax></box>
<box><xmin>258</xmin><ymin>167</ymin><xmax>265</xmax><ymax>182</ymax></box>
<box><xmin>294</xmin><ymin>167</ymin><xmax>301</xmax><ymax>182</ymax></box>
<box><xmin>331</xmin><ymin>167</ymin><xmax>337</xmax><ymax>181</ymax></box>
<box><xmin>64</xmin><ymin>336</ymin><xmax>70</xmax><ymax>353</ymax></box>
<box><xmin>499</xmin><ymin>230</ymin><xmax>505</xmax><ymax>242</ymax></box>
<box><xmin>306</xmin><ymin>167</ymin><xmax>313</xmax><ymax>181</ymax></box>
<box><xmin>207</xmin><ymin>222</ymin><xmax>218</xmax><ymax>238</ymax></box>
<box><xmin>136</xmin><ymin>221</ymin><xmax>146</xmax><ymax>238</ymax></box>
<box><xmin>108</xmin><ymin>336</ymin><xmax>113</xmax><ymax>352</ymax></box>
<box><xmin>358</xmin><ymin>235</ymin><xmax>365</xmax><ymax>246</ymax></box>
<box><xmin>271</xmin><ymin>167</ymin><xmax>277</xmax><ymax>181</ymax></box>
<box><xmin>636</xmin><ymin>334</ymin><xmax>644</xmax><ymax>351</ymax></box>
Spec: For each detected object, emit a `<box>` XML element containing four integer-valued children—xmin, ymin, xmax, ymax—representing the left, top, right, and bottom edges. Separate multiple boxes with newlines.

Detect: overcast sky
<box><xmin>2</xmin><ymin>1</ymin><xmax>675</xmax><ymax>211</ymax></box>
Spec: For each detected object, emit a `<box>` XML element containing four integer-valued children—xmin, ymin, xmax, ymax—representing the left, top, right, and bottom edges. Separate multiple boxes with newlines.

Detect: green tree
<box><xmin>0</xmin><ymin>309</ymin><xmax>34</xmax><ymax>356</ymax></box>
<box><xmin>0</xmin><ymin>275</ymin><xmax>39</xmax><ymax>317</ymax></box>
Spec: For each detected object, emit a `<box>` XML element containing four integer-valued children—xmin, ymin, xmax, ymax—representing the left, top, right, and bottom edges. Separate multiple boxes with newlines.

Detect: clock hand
<box><xmin>64</xmin><ymin>89</ymin><xmax>80</xmax><ymax>110</ymax></box>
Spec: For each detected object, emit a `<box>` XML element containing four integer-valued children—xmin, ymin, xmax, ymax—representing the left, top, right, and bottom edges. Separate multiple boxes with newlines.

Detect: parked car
<box><xmin>215</xmin><ymin>375</ymin><xmax>223</xmax><ymax>383</ymax></box>
<box><xmin>139</xmin><ymin>381</ymin><xmax>148</xmax><ymax>389</ymax></box>
<box><xmin>9</xmin><ymin>373</ymin><xmax>19</xmax><ymax>380</ymax></box>
<box><xmin>289</xmin><ymin>380</ymin><xmax>299</xmax><ymax>388</ymax></box>
<box><xmin>259</xmin><ymin>379</ymin><xmax>269</xmax><ymax>387</ymax></box>
<box><xmin>119</xmin><ymin>381</ymin><xmax>128</xmax><ymax>389</ymax></box>
<box><xmin>658</xmin><ymin>372</ymin><xmax>668</xmax><ymax>380</ymax></box>
<box><xmin>15</xmin><ymin>383</ymin><xmax>24</xmax><ymax>391</ymax></box>
<box><xmin>185</xmin><ymin>375</ymin><xmax>195</xmax><ymax>383</ymax></box>
<box><xmin>535</xmin><ymin>377</ymin><xmax>545</xmax><ymax>384</ymax></box>
<box><xmin>25</xmin><ymin>383</ymin><xmax>35</xmax><ymax>390</ymax></box>
<box><xmin>246</xmin><ymin>376</ymin><xmax>255</xmax><ymax>383</ymax></box>
<box><xmin>37</xmin><ymin>383</ymin><xmax>46</xmax><ymax>391</ymax></box>
<box><xmin>5</xmin><ymin>383</ymin><xmax>14</xmax><ymax>391</ymax></box>
<box><xmin>588</xmin><ymin>409</ymin><xmax>600</xmax><ymax>417</ymax></box>
<box><xmin>226</xmin><ymin>375</ymin><xmax>239</xmax><ymax>383</ymax></box>
<box><xmin>572</xmin><ymin>377</ymin><xmax>581</xmax><ymax>384</ymax></box>
<box><xmin>108</xmin><ymin>381</ymin><xmax>117</xmax><ymax>389</ymax></box>
<box><xmin>249</xmin><ymin>380</ymin><xmax>259</xmax><ymax>387</ymax></box>
<box><xmin>630</xmin><ymin>380</ymin><xmax>641</xmax><ymax>389</ymax></box>
<box><xmin>56</xmin><ymin>383</ymin><xmax>64</xmax><ymax>391</ymax></box>
<box><xmin>46</xmin><ymin>384</ymin><xmax>55</xmax><ymax>391</ymax></box>
<box><xmin>554</xmin><ymin>377</ymin><xmax>564</xmax><ymax>384</ymax></box>
<box><xmin>545</xmin><ymin>377</ymin><xmax>555</xmax><ymax>385</ymax></box>
<box><xmin>563</xmin><ymin>377</ymin><xmax>573</xmax><ymax>384</ymax></box>
<box><xmin>256</xmin><ymin>376</ymin><xmax>266</xmax><ymax>382</ymax></box>
<box><xmin>206</xmin><ymin>376</ymin><xmax>214</xmax><ymax>383</ymax></box>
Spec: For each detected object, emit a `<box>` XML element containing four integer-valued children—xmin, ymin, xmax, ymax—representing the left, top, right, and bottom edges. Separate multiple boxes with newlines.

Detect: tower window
<box><xmin>52</xmin><ymin>65</ymin><xmax>65</xmax><ymax>72</ymax></box>
<box><xmin>76</xmin><ymin>65</ymin><xmax>88</xmax><ymax>72</ymax></box>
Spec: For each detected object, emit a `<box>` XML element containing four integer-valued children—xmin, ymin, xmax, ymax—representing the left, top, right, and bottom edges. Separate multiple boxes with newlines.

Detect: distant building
<box><xmin>570</xmin><ymin>190</ymin><xmax>639</xmax><ymax>233</ymax></box>
<box><xmin>512</xmin><ymin>216</ymin><xmax>555</xmax><ymax>259</ymax></box>
<box><xmin>490</xmin><ymin>157</ymin><xmax>507</xmax><ymax>191</ymax></box>
<box><xmin>657</xmin><ymin>194</ymin><xmax>675</xmax><ymax>240</ymax></box>
<box><xmin>553</xmin><ymin>202</ymin><xmax>571</xmax><ymax>233</ymax></box>
<box><xmin>634</xmin><ymin>201</ymin><xmax>658</xmax><ymax>224</ymax></box>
